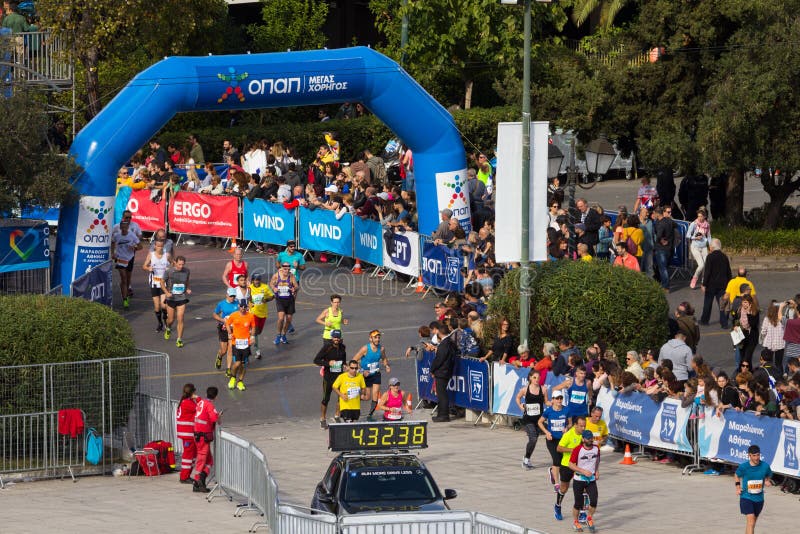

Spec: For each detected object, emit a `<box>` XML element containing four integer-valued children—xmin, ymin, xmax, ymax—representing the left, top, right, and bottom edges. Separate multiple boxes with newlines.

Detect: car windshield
<box><xmin>343</xmin><ymin>467</ymin><xmax>437</xmax><ymax>502</ymax></box>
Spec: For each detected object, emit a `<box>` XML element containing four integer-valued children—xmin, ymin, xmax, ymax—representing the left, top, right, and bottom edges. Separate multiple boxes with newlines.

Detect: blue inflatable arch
<box><xmin>54</xmin><ymin>47</ymin><xmax>468</xmax><ymax>290</ymax></box>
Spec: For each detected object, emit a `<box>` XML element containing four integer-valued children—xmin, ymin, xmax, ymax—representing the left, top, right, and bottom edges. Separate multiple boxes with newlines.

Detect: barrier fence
<box><xmin>0</xmin><ymin>350</ymin><xmax>171</xmax><ymax>487</ymax></box>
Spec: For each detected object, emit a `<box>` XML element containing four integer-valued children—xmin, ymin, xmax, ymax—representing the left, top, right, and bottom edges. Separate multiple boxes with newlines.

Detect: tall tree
<box><xmin>248</xmin><ymin>0</ymin><xmax>329</xmax><ymax>53</ymax></box>
<box><xmin>570</xmin><ymin>0</ymin><xmax>631</xmax><ymax>30</ymax></box>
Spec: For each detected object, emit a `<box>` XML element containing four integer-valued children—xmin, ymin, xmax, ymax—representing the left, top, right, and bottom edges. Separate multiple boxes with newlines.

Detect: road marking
<box><xmin>162</xmin><ymin>362</ymin><xmax>316</xmax><ymax>379</ymax></box>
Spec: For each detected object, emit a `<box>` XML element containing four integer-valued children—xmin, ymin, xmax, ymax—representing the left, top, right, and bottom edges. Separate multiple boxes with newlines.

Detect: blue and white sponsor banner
<box><xmin>596</xmin><ymin>387</ymin><xmax>692</xmax><ymax>453</ymax></box>
<box><xmin>698</xmin><ymin>407</ymin><xmax>800</xmax><ymax>477</ymax></box>
<box><xmin>382</xmin><ymin>230</ymin><xmax>419</xmax><ymax>277</ymax></box>
<box><xmin>491</xmin><ymin>363</ymin><xmax>529</xmax><ymax>417</ymax></box>
<box><xmin>298</xmin><ymin>207</ymin><xmax>353</xmax><ymax>256</ymax></box>
<box><xmin>0</xmin><ymin>222</ymin><xmax>51</xmax><ymax>274</ymax></box>
<box><xmin>421</xmin><ymin>240</ymin><xmax>464</xmax><ymax>292</ymax></box>
<box><xmin>70</xmin><ymin>260</ymin><xmax>113</xmax><ymax>306</ymax></box>
<box><xmin>353</xmin><ymin>217</ymin><xmax>383</xmax><ymax>267</ymax></box>
<box><xmin>242</xmin><ymin>198</ymin><xmax>296</xmax><ymax>246</ymax></box>
<box><xmin>415</xmin><ymin>351</ymin><xmax>490</xmax><ymax>411</ymax></box>
<box><xmin>671</xmin><ymin>219</ymin><xmax>689</xmax><ymax>267</ymax></box>
<box><xmin>20</xmin><ymin>205</ymin><xmax>60</xmax><ymax>226</ymax></box>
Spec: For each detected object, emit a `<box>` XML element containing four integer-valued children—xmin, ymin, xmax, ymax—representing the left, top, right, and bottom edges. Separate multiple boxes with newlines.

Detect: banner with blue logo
<box><xmin>70</xmin><ymin>260</ymin><xmax>113</xmax><ymax>306</ymax></box>
<box><xmin>698</xmin><ymin>408</ymin><xmax>800</xmax><ymax>477</ymax></box>
<box><xmin>596</xmin><ymin>388</ymin><xmax>692</xmax><ymax>453</ymax></box>
<box><xmin>242</xmin><ymin>198</ymin><xmax>296</xmax><ymax>246</ymax></box>
<box><xmin>382</xmin><ymin>230</ymin><xmax>419</xmax><ymax>277</ymax></box>
<box><xmin>415</xmin><ymin>351</ymin><xmax>490</xmax><ymax>412</ymax></box>
<box><xmin>421</xmin><ymin>240</ymin><xmax>464</xmax><ymax>293</ymax></box>
<box><xmin>353</xmin><ymin>217</ymin><xmax>383</xmax><ymax>267</ymax></box>
<box><xmin>491</xmin><ymin>363</ymin><xmax>529</xmax><ymax>417</ymax></box>
<box><xmin>298</xmin><ymin>207</ymin><xmax>353</xmax><ymax>256</ymax></box>
<box><xmin>0</xmin><ymin>222</ymin><xmax>51</xmax><ymax>274</ymax></box>
<box><xmin>20</xmin><ymin>205</ymin><xmax>60</xmax><ymax>226</ymax></box>
<box><xmin>671</xmin><ymin>219</ymin><xmax>689</xmax><ymax>267</ymax></box>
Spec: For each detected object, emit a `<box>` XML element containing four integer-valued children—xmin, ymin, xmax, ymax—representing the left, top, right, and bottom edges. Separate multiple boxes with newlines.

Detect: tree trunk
<box><xmin>761</xmin><ymin>171</ymin><xmax>800</xmax><ymax>229</ymax></box>
<box><xmin>82</xmin><ymin>46</ymin><xmax>101</xmax><ymax>121</ymax></box>
<box><xmin>464</xmin><ymin>78</ymin><xmax>473</xmax><ymax>110</ymax></box>
<box><xmin>725</xmin><ymin>167</ymin><xmax>744</xmax><ymax>227</ymax></box>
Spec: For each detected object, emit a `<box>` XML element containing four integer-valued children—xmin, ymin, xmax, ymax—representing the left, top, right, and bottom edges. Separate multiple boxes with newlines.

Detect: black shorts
<box><xmin>275</xmin><ymin>297</ymin><xmax>295</xmax><ymax>315</ymax></box>
<box><xmin>232</xmin><ymin>346</ymin><xmax>250</xmax><ymax>364</ymax></box>
<box><xmin>321</xmin><ymin>375</ymin><xmax>337</xmax><ymax>406</ymax></box>
<box><xmin>546</xmin><ymin>437</ymin><xmax>561</xmax><ymax>466</ymax></box>
<box><xmin>740</xmin><ymin>498</ymin><xmax>764</xmax><ymax>517</ymax></box>
<box><xmin>166</xmin><ymin>299</ymin><xmax>188</xmax><ymax>308</ymax></box>
<box><xmin>573</xmin><ymin>479</ymin><xmax>598</xmax><ymax>510</ymax></box>
<box><xmin>150</xmin><ymin>286</ymin><xmax>164</xmax><ymax>297</ymax></box>
<box><xmin>364</xmin><ymin>372</ymin><xmax>381</xmax><ymax>387</ymax></box>
<box><xmin>126</xmin><ymin>257</ymin><xmax>134</xmax><ymax>272</ymax></box>
<box><xmin>340</xmin><ymin>409</ymin><xmax>360</xmax><ymax>422</ymax></box>
<box><xmin>217</xmin><ymin>324</ymin><xmax>229</xmax><ymax>343</ymax></box>
<box><xmin>559</xmin><ymin>465</ymin><xmax>574</xmax><ymax>483</ymax></box>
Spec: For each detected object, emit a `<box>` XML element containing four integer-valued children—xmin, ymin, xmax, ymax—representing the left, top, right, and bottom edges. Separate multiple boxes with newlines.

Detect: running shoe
<box><xmin>334</xmin><ymin>416</ymin><xmax>342</xmax><ymax>423</ymax></box>
<box><xmin>176</xmin><ymin>338</ymin><xmax>184</xmax><ymax>348</ymax></box>
<box><xmin>225</xmin><ymin>369</ymin><xmax>232</xmax><ymax>378</ymax></box>
<box><xmin>586</xmin><ymin>516</ymin><xmax>595</xmax><ymax>533</ymax></box>
<box><xmin>164</xmin><ymin>327</ymin><xmax>171</xmax><ymax>340</ymax></box>
<box><xmin>287</xmin><ymin>325</ymin><xmax>296</xmax><ymax>335</ymax></box>
<box><xmin>280</xmin><ymin>335</ymin><xmax>289</xmax><ymax>344</ymax></box>
<box><xmin>572</xmin><ymin>520</ymin><xmax>583</xmax><ymax>532</ymax></box>
<box><xmin>228</xmin><ymin>377</ymin><xmax>236</xmax><ymax>390</ymax></box>
<box><xmin>255</xmin><ymin>350</ymin><xmax>262</xmax><ymax>360</ymax></box>
<box><xmin>273</xmin><ymin>335</ymin><xmax>281</xmax><ymax>345</ymax></box>
<box><xmin>237</xmin><ymin>381</ymin><xmax>246</xmax><ymax>391</ymax></box>
<box><xmin>123</xmin><ymin>297</ymin><xmax>129</xmax><ymax>309</ymax></box>
<box><xmin>215</xmin><ymin>355</ymin><xmax>222</xmax><ymax>370</ymax></box>
<box><xmin>522</xmin><ymin>458</ymin><xmax>533</xmax><ymax>470</ymax></box>
<box><xmin>554</xmin><ymin>504</ymin><xmax>562</xmax><ymax>521</ymax></box>
<box><xmin>320</xmin><ymin>419</ymin><xmax>328</xmax><ymax>429</ymax></box>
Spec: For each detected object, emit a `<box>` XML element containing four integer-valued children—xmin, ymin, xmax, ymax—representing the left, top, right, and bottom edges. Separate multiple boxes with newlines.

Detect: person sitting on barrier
<box><xmin>539</xmin><ymin>390</ymin><xmax>568</xmax><ymax>492</ymax></box>
<box><xmin>479</xmin><ymin>317</ymin><xmax>516</xmax><ymax>365</ymax></box>
<box><xmin>508</xmin><ymin>344</ymin><xmax>535</xmax><ymax>368</ymax></box>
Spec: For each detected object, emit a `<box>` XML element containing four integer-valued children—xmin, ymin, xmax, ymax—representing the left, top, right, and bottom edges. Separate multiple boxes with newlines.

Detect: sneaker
<box><xmin>703</xmin><ymin>468</ymin><xmax>720</xmax><ymax>476</ymax></box>
<box><xmin>228</xmin><ymin>377</ymin><xmax>236</xmax><ymax>390</ymax></box>
<box><xmin>334</xmin><ymin>416</ymin><xmax>342</xmax><ymax>423</ymax></box>
<box><xmin>123</xmin><ymin>297</ymin><xmax>129</xmax><ymax>309</ymax></box>
<box><xmin>320</xmin><ymin>419</ymin><xmax>328</xmax><ymax>429</ymax></box>
<box><xmin>280</xmin><ymin>335</ymin><xmax>289</xmax><ymax>344</ymax></box>
<box><xmin>164</xmin><ymin>327</ymin><xmax>171</xmax><ymax>340</ymax></box>
<box><xmin>586</xmin><ymin>516</ymin><xmax>595</xmax><ymax>533</ymax></box>
<box><xmin>155</xmin><ymin>324</ymin><xmax>163</xmax><ymax>333</ymax></box>
<box><xmin>573</xmin><ymin>520</ymin><xmax>583</xmax><ymax>532</ymax></box>
<box><xmin>215</xmin><ymin>355</ymin><xmax>222</xmax><ymax>370</ymax></box>
<box><xmin>176</xmin><ymin>338</ymin><xmax>184</xmax><ymax>348</ymax></box>
<box><xmin>225</xmin><ymin>369</ymin><xmax>232</xmax><ymax>378</ymax></box>
<box><xmin>522</xmin><ymin>458</ymin><xmax>530</xmax><ymax>469</ymax></box>
<box><xmin>554</xmin><ymin>504</ymin><xmax>563</xmax><ymax>521</ymax></box>
<box><xmin>287</xmin><ymin>325</ymin><xmax>296</xmax><ymax>335</ymax></box>
<box><xmin>273</xmin><ymin>335</ymin><xmax>281</xmax><ymax>346</ymax></box>
<box><xmin>255</xmin><ymin>350</ymin><xmax>262</xmax><ymax>360</ymax></box>
<box><xmin>237</xmin><ymin>381</ymin><xmax>246</xmax><ymax>391</ymax></box>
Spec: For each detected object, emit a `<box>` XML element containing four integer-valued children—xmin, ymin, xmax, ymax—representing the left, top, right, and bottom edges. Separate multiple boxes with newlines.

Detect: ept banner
<box><xmin>414</xmin><ymin>352</ymin><xmax>490</xmax><ymax>412</ymax></box>
<box><xmin>698</xmin><ymin>407</ymin><xmax>800</xmax><ymax>477</ymax></box>
<box><xmin>382</xmin><ymin>230</ymin><xmax>419</xmax><ymax>277</ymax></box>
<box><xmin>597</xmin><ymin>388</ymin><xmax>692</xmax><ymax>453</ymax></box>
<box><xmin>242</xmin><ymin>198</ymin><xmax>295</xmax><ymax>246</ymax></box>
<box><xmin>421</xmin><ymin>240</ymin><xmax>464</xmax><ymax>292</ymax></box>
<box><xmin>70</xmin><ymin>260</ymin><xmax>113</xmax><ymax>306</ymax></box>
<box><xmin>168</xmin><ymin>192</ymin><xmax>239</xmax><ymax>238</ymax></box>
<box><xmin>492</xmin><ymin>363</ymin><xmax>529</xmax><ymax>417</ymax></box>
<box><xmin>298</xmin><ymin>207</ymin><xmax>353</xmax><ymax>256</ymax></box>
<box><xmin>0</xmin><ymin>221</ymin><xmax>51</xmax><ymax>274</ymax></box>
<box><xmin>353</xmin><ymin>217</ymin><xmax>383</xmax><ymax>267</ymax></box>
<box><xmin>126</xmin><ymin>189</ymin><xmax>166</xmax><ymax>232</ymax></box>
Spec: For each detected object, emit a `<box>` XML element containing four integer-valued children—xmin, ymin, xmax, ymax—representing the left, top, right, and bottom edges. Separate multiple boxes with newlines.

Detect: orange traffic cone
<box><xmin>415</xmin><ymin>276</ymin><xmax>424</xmax><ymax>294</ymax></box>
<box><xmin>619</xmin><ymin>444</ymin><xmax>636</xmax><ymax>465</ymax></box>
<box><xmin>352</xmin><ymin>260</ymin><xmax>363</xmax><ymax>274</ymax></box>
<box><xmin>405</xmin><ymin>392</ymin><xmax>413</xmax><ymax>411</ymax></box>
<box><xmin>228</xmin><ymin>238</ymin><xmax>238</xmax><ymax>254</ymax></box>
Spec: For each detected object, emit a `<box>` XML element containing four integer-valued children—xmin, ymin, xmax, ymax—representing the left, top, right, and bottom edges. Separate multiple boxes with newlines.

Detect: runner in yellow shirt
<box><xmin>315</xmin><ymin>293</ymin><xmax>349</xmax><ymax>344</ymax></box>
<box><xmin>585</xmin><ymin>406</ymin><xmax>610</xmax><ymax>449</ymax></box>
<box><xmin>248</xmin><ymin>273</ymin><xmax>274</xmax><ymax>359</ymax></box>
<box><xmin>332</xmin><ymin>360</ymin><xmax>367</xmax><ymax>422</ymax></box>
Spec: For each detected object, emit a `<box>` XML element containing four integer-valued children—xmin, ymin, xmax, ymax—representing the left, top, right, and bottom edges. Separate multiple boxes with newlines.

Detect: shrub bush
<box><xmin>712</xmin><ymin>221</ymin><xmax>800</xmax><ymax>255</ymax></box>
<box><xmin>484</xmin><ymin>261</ymin><xmax>670</xmax><ymax>366</ymax></box>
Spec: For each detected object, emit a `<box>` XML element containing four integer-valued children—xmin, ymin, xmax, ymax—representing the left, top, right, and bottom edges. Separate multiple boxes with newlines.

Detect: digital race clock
<box><xmin>328</xmin><ymin>421</ymin><xmax>428</xmax><ymax>451</ymax></box>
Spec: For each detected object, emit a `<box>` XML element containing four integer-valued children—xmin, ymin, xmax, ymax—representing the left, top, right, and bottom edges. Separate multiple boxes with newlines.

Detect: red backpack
<box><xmin>143</xmin><ymin>440</ymin><xmax>176</xmax><ymax>474</ymax></box>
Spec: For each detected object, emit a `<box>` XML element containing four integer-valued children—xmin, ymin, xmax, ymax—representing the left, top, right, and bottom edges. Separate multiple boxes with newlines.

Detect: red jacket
<box><xmin>176</xmin><ymin>397</ymin><xmax>197</xmax><ymax>440</ymax></box>
<box><xmin>194</xmin><ymin>397</ymin><xmax>219</xmax><ymax>433</ymax></box>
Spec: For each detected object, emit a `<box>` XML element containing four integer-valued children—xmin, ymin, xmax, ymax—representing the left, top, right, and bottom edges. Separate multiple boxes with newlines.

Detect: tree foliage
<box><xmin>248</xmin><ymin>0</ymin><xmax>329</xmax><ymax>53</ymax></box>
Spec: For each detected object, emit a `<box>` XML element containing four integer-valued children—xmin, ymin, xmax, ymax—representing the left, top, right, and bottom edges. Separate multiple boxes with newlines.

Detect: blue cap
<box><xmin>238</xmin><ymin>299</ymin><xmax>248</xmax><ymax>308</ymax></box>
<box><xmin>582</xmin><ymin>430</ymin><xmax>595</xmax><ymax>440</ymax></box>
<box><xmin>330</xmin><ymin>329</ymin><xmax>342</xmax><ymax>339</ymax></box>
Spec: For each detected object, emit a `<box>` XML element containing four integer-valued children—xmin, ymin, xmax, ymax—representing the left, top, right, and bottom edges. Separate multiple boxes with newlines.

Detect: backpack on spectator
<box><xmin>625</xmin><ymin>232</ymin><xmax>638</xmax><ymax>256</ymax></box>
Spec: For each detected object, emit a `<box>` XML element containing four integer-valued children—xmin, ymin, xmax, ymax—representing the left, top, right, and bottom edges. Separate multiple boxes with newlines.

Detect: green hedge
<box><xmin>0</xmin><ymin>296</ymin><xmax>136</xmax><ymax>422</ymax></box>
<box><xmin>484</xmin><ymin>261</ymin><xmax>670</xmax><ymax>366</ymax></box>
<box><xmin>155</xmin><ymin>105</ymin><xmax>518</xmax><ymax>165</ymax></box>
<box><xmin>712</xmin><ymin>222</ymin><xmax>800</xmax><ymax>255</ymax></box>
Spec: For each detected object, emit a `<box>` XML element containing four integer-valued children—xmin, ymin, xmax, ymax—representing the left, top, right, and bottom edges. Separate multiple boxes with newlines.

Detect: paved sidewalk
<box><xmin>2</xmin><ymin>415</ymin><xmax>797</xmax><ymax>533</ymax></box>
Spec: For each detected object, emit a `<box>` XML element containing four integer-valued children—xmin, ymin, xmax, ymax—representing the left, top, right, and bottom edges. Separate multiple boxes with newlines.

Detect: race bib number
<box><xmin>330</xmin><ymin>361</ymin><xmax>342</xmax><ymax>373</ymax></box>
<box><xmin>747</xmin><ymin>480</ymin><xmax>763</xmax><ymax>495</ymax></box>
<box><xmin>277</xmin><ymin>286</ymin><xmax>291</xmax><ymax>297</ymax></box>
<box><xmin>115</xmin><ymin>260</ymin><xmax>129</xmax><ymax>269</ymax></box>
<box><xmin>252</xmin><ymin>294</ymin><xmax>264</xmax><ymax>305</ymax></box>
<box><xmin>172</xmin><ymin>283</ymin><xmax>185</xmax><ymax>295</ymax></box>
<box><xmin>347</xmin><ymin>386</ymin><xmax>360</xmax><ymax>399</ymax></box>
<box><xmin>526</xmin><ymin>403</ymin><xmax>541</xmax><ymax>417</ymax></box>
<box><xmin>367</xmin><ymin>362</ymin><xmax>380</xmax><ymax>373</ymax></box>
<box><xmin>235</xmin><ymin>338</ymin><xmax>250</xmax><ymax>349</ymax></box>
<box><xmin>570</xmin><ymin>390</ymin><xmax>587</xmax><ymax>405</ymax></box>
<box><xmin>386</xmin><ymin>409</ymin><xmax>402</xmax><ymax>421</ymax></box>
<box><xmin>551</xmin><ymin>419</ymin><xmax>566</xmax><ymax>432</ymax></box>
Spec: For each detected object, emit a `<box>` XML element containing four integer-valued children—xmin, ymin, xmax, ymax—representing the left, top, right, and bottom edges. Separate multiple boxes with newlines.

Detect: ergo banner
<box><xmin>126</xmin><ymin>189</ymin><xmax>166</xmax><ymax>232</ymax></box>
<box><xmin>167</xmin><ymin>192</ymin><xmax>239</xmax><ymax>238</ymax></box>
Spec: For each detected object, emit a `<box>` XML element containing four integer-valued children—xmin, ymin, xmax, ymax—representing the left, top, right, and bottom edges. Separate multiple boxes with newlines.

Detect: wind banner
<box><xmin>167</xmin><ymin>192</ymin><xmax>239</xmax><ymax>238</ymax></box>
<box><xmin>242</xmin><ymin>198</ymin><xmax>296</xmax><ymax>246</ymax></box>
<box><xmin>353</xmin><ymin>217</ymin><xmax>383</xmax><ymax>267</ymax></box>
<box><xmin>298</xmin><ymin>207</ymin><xmax>353</xmax><ymax>256</ymax></box>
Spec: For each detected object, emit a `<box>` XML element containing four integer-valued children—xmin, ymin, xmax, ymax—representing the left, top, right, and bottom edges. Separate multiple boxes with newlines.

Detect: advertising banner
<box><xmin>421</xmin><ymin>240</ymin><xmax>464</xmax><ymax>293</ymax></box>
<box><xmin>382</xmin><ymin>230</ymin><xmax>419</xmax><ymax>277</ymax></box>
<box><xmin>672</xmin><ymin>219</ymin><xmax>689</xmax><ymax>267</ymax></box>
<box><xmin>126</xmin><ymin>189</ymin><xmax>166</xmax><ymax>232</ymax></box>
<box><xmin>596</xmin><ymin>388</ymin><xmax>693</xmax><ymax>453</ymax></box>
<box><xmin>491</xmin><ymin>363</ymin><xmax>530</xmax><ymax>417</ymax></box>
<box><xmin>167</xmin><ymin>192</ymin><xmax>239</xmax><ymax>238</ymax></box>
<box><xmin>70</xmin><ymin>260</ymin><xmax>113</xmax><ymax>306</ymax></box>
<box><xmin>73</xmin><ymin>195</ymin><xmax>114</xmax><ymax>278</ymax></box>
<box><xmin>435</xmin><ymin>168</ymin><xmax>471</xmax><ymax>233</ymax></box>
<box><xmin>298</xmin><ymin>207</ymin><xmax>353</xmax><ymax>256</ymax></box>
<box><xmin>242</xmin><ymin>198</ymin><xmax>296</xmax><ymax>246</ymax></box>
<box><xmin>698</xmin><ymin>408</ymin><xmax>800</xmax><ymax>477</ymax></box>
<box><xmin>0</xmin><ymin>222</ymin><xmax>51</xmax><ymax>274</ymax></box>
<box><xmin>414</xmin><ymin>351</ymin><xmax>489</xmax><ymax>412</ymax></box>
<box><xmin>353</xmin><ymin>217</ymin><xmax>383</xmax><ymax>267</ymax></box>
